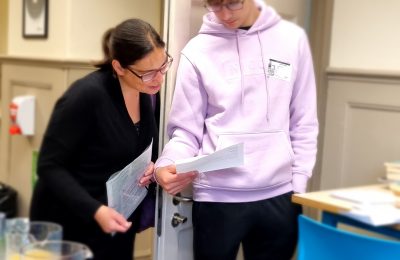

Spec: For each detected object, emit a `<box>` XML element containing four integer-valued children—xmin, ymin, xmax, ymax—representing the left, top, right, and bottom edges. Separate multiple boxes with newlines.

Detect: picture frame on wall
<box><xmin>23</xmin><ymin>0</ymin><xmax>48</xmax><ymax>38</ymax></box>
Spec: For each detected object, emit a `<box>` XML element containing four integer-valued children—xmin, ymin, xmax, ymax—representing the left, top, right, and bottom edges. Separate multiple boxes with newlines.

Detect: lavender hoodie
<box><xmin>156</xmin><ymin>1</ymin><xmax>318</xmax><ymax>202</ymax></box>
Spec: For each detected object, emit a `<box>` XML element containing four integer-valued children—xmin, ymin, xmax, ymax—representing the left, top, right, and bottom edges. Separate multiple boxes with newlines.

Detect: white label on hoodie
<box><xmin>268</xmin><ymin>59</ymin><xmax>292</xmax><ymax>82</ymax></box>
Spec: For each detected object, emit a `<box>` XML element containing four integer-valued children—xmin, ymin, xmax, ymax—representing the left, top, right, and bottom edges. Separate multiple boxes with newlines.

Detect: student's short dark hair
<box><xmin>206</xmin><ymin>0</ymin><xmax>225</xmax><ymax>5</ymax></box>
<box><xmin>95</xmin><ymin>18</ymin><xmax>165</xmax><ymax>69</ymax></box>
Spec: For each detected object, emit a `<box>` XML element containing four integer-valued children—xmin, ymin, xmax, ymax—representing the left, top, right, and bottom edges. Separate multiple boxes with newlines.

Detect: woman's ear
<box><xmin>111</xmin><ymin>59</ymin><xmax>125</xmax><ymax>76</ymax></box>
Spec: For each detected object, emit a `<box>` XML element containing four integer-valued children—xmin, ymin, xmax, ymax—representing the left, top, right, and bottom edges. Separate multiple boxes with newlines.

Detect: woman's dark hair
<box><xmin>95</xmin><ymin>18</ymin><xmax>165</xmax><ymax>69</ymax></box>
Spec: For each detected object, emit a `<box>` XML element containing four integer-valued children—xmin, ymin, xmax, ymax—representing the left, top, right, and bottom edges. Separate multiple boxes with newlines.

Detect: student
<box><xmin>154</xmin><ymin>0</ymin><xmax>318</xmax><ymax>259</ymax></box>
<box><xmin>30</xmin><ymin>18</ymin><xmax>172</xmax><ymax>260</ymax></box>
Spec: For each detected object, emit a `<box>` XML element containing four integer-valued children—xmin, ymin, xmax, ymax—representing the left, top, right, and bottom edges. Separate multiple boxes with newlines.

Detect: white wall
<box><xmin>330</xmin><ymin>0</ymin><xmax>400</xmax><ymax>71</ymax></box>
<box><xmin>265</xmin><ymin>0</ymin><xmax>312</xmax><ymax>31</ymax></box>
<box><xmin>7</xmin><ymin>0</ymin><xmax>162</xmax><ymax>60</ymax></box>
<box><xmin>321</xmin><ymin>0</ymin><xmax>400</xmax><ymax>191</ymax></box>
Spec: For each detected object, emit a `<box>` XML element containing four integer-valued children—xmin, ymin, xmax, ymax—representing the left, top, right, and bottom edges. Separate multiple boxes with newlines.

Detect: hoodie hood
<box><xmin>199</xmin><ymin>0</ymin><xmax>281</xmax><ymax>35</ymax></box>
<box><xmin>198</xmin><ymin>0</ymin><xmax>282</xmax><ymax>121</ymax></box>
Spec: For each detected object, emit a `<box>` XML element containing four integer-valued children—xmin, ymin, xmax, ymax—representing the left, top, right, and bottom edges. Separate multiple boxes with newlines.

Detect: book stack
<box><xmin>384</xmin><ymin>161</ymin><xmax>400</xmax><ymax>181</ymax></box>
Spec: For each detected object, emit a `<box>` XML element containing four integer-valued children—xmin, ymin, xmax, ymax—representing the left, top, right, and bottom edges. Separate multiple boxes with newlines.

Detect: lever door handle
<box><xmin>172</xmin><ymin>193</ymin><xmax>193</xmax><ymax>205</ymax></box>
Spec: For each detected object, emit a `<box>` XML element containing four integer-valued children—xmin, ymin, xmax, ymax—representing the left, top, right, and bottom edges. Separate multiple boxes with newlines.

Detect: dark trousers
<box><xmin>192</xmin><ymin>192</ymin><xmax>302</xmax><ymax>260</ymax></box>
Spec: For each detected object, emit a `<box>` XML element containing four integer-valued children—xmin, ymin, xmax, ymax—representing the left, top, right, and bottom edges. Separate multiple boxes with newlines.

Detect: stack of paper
<box><xmin>331</xmin><ymin>190</ymin><xmax>397</xmax><ymax>204</ymax></box>
<box><xmin>384</xmin><ymin>161</ymin><xmax>400</xmax><ymax>181</ymax></box>
<box><xmin>330</xmin><ymin>189</ymin><xmax>400</xmax><ymax>226</ymax></box>
<box><xmin>344</xmin><ymin>204</ymin><xmax>400</xmax><ymax>226</ymax></box>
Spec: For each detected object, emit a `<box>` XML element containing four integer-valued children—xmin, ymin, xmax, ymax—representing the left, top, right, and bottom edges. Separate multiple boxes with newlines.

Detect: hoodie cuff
<box><xmin>152</xmin><ymin>170</ymin><xmax>160</xmax><ymax>185</ymax></box>
<box><xmin>292</xmin><ymin>173</ymin><xmax>310</xmax><ymax>193</ymax></box>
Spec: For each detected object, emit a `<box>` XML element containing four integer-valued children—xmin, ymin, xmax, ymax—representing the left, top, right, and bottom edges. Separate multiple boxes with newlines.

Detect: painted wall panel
<box><xmin>330</xmin><ymin>0</ymin><xmax>400</xmax><ymax>70</ymax></box>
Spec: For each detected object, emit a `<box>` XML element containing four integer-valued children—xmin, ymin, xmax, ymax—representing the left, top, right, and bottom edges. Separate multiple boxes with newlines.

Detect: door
<box><xmin>154</xmin><ymin>1</ymin><xmax>205</xmax><ymax>259</ymax></box>
<box><xmin>154</xmin><ymin>1</ymin><xmax>312</xmax><ymax>259</ymax></box>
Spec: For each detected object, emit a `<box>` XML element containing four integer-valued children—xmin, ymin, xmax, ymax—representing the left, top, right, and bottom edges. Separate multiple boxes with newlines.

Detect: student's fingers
<box><xmin>164</xmin><ymin>173</ymin><xmax>197</xmax><ymax>194</ymax></box>
<box><xmin>168</xmin><ymin>178</ymin><xmax>196</xmax><ymax>195</ymax></box>
<box><xmin>169</xmin><ymin>185</ymin><xmax>187</xmax><ymax>195</ymax></box>
<box><xmin>155</xmin><ymin>166</ymin><xmax>197</xmax><ymax>191</ymax></box>
<box><xmin>165</xmin><ymin>172</ymin><xmax>196</xmax><ymax>186</ymax></box>
<box><xmin>174</xmin><ymin>171</ymin><xmax>197</xmax><ymax>180</ymax></box>
<box><xmin>166</xmin><ymin>164</ymin><xmax>177</xmax><ymax>173</ymax></box>
<box><xmin>155</xmin><ymin>166</ymin><xmax>176</xmax><ymax>186</ymax></box>
<box><xmin>168</xmin><ymin>171</ymin><xmax>197</xmax><ymax>185</ymax></box>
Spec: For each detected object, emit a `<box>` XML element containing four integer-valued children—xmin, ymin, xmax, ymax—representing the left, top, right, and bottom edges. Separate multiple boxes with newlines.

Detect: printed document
<box><xmin>175</xmin><ymin>143</ymin><xmax>244</xmax><ymax>174</ymax></box>
<box><xmin>106</xmin><ymin>140</ymin><xmax>152</xmax><ymax>219</ymax></box>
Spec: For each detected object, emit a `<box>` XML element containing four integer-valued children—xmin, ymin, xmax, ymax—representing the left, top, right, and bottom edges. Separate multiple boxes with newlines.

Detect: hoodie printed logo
<box><xmin>268</xmin><ymin>59</ymin><xmax>292</xmax><ymax>82</ymax></box>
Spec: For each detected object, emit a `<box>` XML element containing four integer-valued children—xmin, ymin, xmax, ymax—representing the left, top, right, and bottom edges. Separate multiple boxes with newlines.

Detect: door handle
<box><xmin>172</xmin><ymin>193</ymin><xmax>193</xmax><ymax>205</ymax></box>
<box><xmin>171</xmin><ymin>213</ymin><xmax>188</xmax><ymax>227</ymax></box>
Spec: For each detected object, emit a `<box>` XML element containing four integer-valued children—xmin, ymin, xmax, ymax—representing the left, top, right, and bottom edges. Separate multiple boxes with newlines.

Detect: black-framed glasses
<box><xmin>205</xmin><ymin>0</ymin><xmax>245</xmax><ymax>12</ymax></box>
<box><xmin>127</xmin><ymin>53</ymin><xmax>173</xmax><ymax>83</ymax></box>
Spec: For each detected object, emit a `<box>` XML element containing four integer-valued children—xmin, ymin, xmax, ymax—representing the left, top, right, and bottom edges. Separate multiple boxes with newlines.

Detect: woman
<box><xmin>30</xmin><ymin>18</ymin><xmax>172</xmax><ymax>260</ymax></box>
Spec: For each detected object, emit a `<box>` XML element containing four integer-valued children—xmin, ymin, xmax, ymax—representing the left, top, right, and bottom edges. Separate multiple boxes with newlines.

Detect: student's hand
<box><xmin>155</xmin><ymin>165</ymin><xmax>197</xmax><ymax>195</ymax></box>
<box><xmin>138</xmin><ymin>162</ymin><xmax>155</xmax><ymax>187</ymax></box>
<box><xmin>94</xmin><ymin>205</ymin><xmax>132</xmax><ymax>234</ymax></box>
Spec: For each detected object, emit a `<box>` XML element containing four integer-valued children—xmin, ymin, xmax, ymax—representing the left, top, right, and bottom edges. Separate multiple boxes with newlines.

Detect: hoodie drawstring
<box><xmin>258</xmin><ymin>31</ymin><xmax>270</xmax><ymax>124</ymax></box>
<box><xmin>235</xmin><ymin>33</ymin><xmax>245</xmax><ymax>109</ymax></box>
<box><xmin>236</xmin><ymin>29</ymin><xmax>270</xmax><ymax>124</ymax></box>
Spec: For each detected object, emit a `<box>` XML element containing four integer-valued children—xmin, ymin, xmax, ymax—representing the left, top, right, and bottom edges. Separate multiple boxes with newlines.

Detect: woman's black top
<box><xmin>30</xmin><ymin>69</ymin><xmax>159</xmax><ymax>259</ymax></box>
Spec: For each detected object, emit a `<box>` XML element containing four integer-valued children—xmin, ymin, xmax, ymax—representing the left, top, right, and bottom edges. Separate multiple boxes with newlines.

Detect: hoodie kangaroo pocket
<box><xmin>198</xmin><ymin>131</ymin><xmax>294</xmax><ymax>190</ymax></box>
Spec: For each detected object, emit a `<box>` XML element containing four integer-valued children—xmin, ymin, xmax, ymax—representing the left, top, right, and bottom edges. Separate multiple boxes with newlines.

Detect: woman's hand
<box><xmin>138</xmin><ymin>162</ymin><xmax>155</xmax><ymax>187</ymax></box>
<box><xmin>155</xmin><ymin>165</ymin><xmax>197</xmax><ymax>195</ymax></box>
<box><xmin>94</xmin><ymin>205</ymin><xmax>132</xmax><ymax>234</ymax></box>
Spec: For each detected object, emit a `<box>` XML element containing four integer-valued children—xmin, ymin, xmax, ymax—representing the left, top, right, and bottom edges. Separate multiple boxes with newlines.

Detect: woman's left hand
<box><xmin>138</xmin><ymin>162</ymin><xmax>155</xmax><ymax>187</ymax></box>
<box><xmin>94</xmin><ymin>205</ymin><xmax>132</xmax><ymax>234</ymax></box>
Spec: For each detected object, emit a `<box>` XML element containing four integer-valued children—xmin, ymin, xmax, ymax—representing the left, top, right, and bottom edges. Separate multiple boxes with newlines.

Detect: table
<box><xmin>292</xmin><ymin>184</ymin><xmax>400</xmax><ymax>239</ymax></box>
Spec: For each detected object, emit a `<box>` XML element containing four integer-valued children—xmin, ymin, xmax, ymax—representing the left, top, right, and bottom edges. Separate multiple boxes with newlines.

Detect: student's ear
<box><xmin>111</xmin><ymin>59</ymin><xmax>125</xmax><ymax>76</ymax></box>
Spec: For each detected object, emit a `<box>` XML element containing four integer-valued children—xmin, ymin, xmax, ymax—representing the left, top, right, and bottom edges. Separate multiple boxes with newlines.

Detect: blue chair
<box><xmin>298</xmin><ymin>215</ymin><xmax>400</xmax><ymax>260</ymax></box>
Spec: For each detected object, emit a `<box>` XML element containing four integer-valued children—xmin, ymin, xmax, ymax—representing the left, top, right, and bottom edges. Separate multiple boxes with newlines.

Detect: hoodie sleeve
<box><xmin>289</xmin><ymin>30</ymin><xmax>319</xmax><ymax>193</ymax></box>
<box><xmin>156</xmin><ymin>53</ymin><xmax>208</xmax><ymax>167</ymax></box>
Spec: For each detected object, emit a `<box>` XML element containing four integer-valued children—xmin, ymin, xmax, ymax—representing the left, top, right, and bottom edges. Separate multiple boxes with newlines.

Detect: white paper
<box><xmin>106</xmin><ymin>140</ymin><xmax>152</xmax><ymax>219</ymax></box>
<box><xmin>343</xmin><ymin>204</ymin><xmax>400</xmax><ymax>226</ymax></box>
<box><xmin>175</xmin><ymin>143</ymin><xmax>244</xmax><ymax>174</ymax></box>
<box><xmin>330</xmin><ymin>190</ymin><xmax>397</xmax><ymax>205</ymax></box>
<box><xmin>331</xmin><ymin>189</ymin><xmax>400</xmax><ymax>226</ymax></box>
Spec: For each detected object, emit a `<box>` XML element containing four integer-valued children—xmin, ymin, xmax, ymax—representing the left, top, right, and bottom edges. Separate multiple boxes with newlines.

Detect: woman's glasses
<box><xmin>205</xmin><ymin>0</ymin><xmax>245</xmax><ymax>12</ymax></box>
<box><xmin>127</xmin><ymin>53</ymin><xmax>173</xmax><ymax>83</ymax></box>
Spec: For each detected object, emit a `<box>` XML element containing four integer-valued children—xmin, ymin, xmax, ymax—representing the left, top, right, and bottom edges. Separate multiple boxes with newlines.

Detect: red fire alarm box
<box><xmin>9</xmin><ymin>95</ymin><xmax>35</xmax><ymax>136</ymax></box>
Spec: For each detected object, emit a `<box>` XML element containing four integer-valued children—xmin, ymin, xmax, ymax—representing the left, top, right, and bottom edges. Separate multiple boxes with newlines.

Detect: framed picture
<box><xmin>23</xmin><ymin>0</ymin><xmax>48</xmax><ymax>38</ymax></box>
